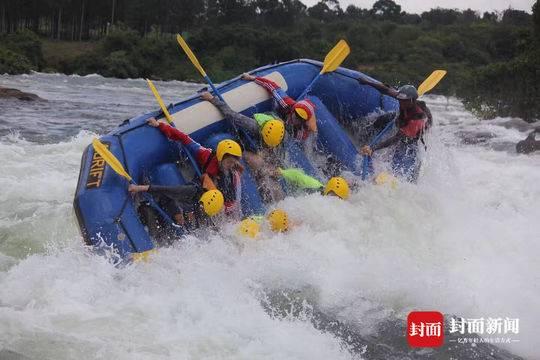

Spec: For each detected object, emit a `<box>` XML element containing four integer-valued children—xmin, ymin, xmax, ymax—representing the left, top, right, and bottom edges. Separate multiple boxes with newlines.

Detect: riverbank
<box><xmin>41</xmin><ymin>39</ymin><xmax>98</xmax><ymax>72</ymax></box>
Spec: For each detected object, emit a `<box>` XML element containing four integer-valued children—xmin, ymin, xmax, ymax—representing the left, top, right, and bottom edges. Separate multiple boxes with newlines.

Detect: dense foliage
<box><xmin>1</xmin><ymin>0</ymin><xmax>538</xmax><ymax>120</ymax></box>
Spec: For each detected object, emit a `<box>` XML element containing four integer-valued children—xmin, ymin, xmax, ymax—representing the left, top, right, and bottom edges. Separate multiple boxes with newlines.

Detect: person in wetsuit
<box><xmin>359</xmin><ymin>80</ymin><xmax>433</xmax><ymax>182</ymax></box>
<box><xmin>242</xmin><ymin>73</ymin><xmax>318</xmax><ymax>144</ymax></box>
<box><xmin>148</xmin><ymin>118</ymin><xmax>245</xmax><ymax>220</ymax></box>
<box><xmin>129</xmin><ymin>184</ymin><xmax>224</xmax><ymax>244</ymax></box>
<box><xmin>200</xmin><ymin>90</ymin><xmax>286</xmax><ymax>203</ymax></box>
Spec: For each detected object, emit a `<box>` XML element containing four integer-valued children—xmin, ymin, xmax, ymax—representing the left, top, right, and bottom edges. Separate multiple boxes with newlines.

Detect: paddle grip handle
<box><xmin>361</xmin><ymin>155</ymin><xmax>369</xmax><ymax>181</ymax></box>
<box><xmin>370</xmin><ymin>120</ymin><xmax>395</xmax><ymax>147</ymax></box>
<box><xmin>205</xmin><ymin>76</ymin><xmax>225</xmax><ymax>102</ymax></box>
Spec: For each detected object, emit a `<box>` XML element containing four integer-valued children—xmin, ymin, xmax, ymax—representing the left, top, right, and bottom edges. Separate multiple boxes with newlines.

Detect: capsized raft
<box><xmin>73</xmin><ymin>59</ymin><xmax>398</xmax><ymax>262</ymax></box>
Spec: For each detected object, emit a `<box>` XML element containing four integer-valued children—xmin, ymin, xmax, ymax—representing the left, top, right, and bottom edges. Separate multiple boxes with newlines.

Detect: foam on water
<box><xmin>1</xmin><ymin>73</ymin><xmax>539</xmax><ymax>359</ymax></box>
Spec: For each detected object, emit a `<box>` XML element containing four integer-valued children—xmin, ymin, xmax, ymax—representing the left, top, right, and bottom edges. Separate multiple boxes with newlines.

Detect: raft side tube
<box><xmin>74</xmin><ymin>136</ymin><xmax>151</xmax><ymax>258</ymax></box>
<box><xmin>310</xmin><ymin>96</ymin><xmax>361</xmax><ymax>175</ymax></box>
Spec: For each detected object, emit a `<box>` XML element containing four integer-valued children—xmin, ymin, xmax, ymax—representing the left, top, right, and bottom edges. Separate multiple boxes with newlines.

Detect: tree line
<box><xmin>0</xmin><ymin>0</ymin><xmax>533</xmax><ymax>40</ymax></box>
<box><xmin>1</xmin><ymin>0</ymin><xmax>539</xmax><ymax>121</ymax></box>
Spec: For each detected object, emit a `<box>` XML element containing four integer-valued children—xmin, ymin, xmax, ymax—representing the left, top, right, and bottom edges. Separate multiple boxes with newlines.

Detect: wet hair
<box><xmin>221</xmin><ymin>154</ymin><xmax>245</xmax><ymax>173</ymax></box>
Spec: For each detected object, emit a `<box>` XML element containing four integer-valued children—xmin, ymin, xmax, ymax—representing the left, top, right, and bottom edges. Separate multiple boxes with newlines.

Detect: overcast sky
<box><xmin>300</xmin><ymin>0</ymin><xmax>534</xmax><ymax>13</ymax></box>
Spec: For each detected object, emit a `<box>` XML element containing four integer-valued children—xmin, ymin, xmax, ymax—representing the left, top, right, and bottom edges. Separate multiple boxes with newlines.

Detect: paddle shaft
<box><xmin>147</xmin><ymin>79</ymin><xmax>203</xmax><ymax>178</ymax></box>
<box><xmin>205</xmin><ymin>75</ymin><xmax>224</xmax><ymax>102</ymax></box>
<box><xmin>361</xmin><ymin>119</ymin><xmax>395</xmax><ymax>180</ymax></box>
<box><xmin>183</xmin><ymin>146</ymin><xmax>202</xmax><ymax>178</ymax></box>
<box><xmin>296</xmin><ymin>40</ymin><xmax>350</xmax><ymax>100</ymax></box>
<box><xmin>297</xmin><ymin>73</ymin><xmax>322</xmax><ymax>100</ymax></box>
<box><xmin>371</xmin><ymin>120</ymin><xmax>395</xmax><ymax>147</ymax></box>
<box><xmin>176</xmin><ymin>34</ymin><xmax>256</xmax><ymax>150</ymax></box>
<box><xmin>131</xmin><ymin>179</ymin><xmax>184</xmax><ymax>235</ymax></box>
<box><xmin>161</xmin><ymin>117</ymin><xmax>203</xmax><ymax>178</ymax></box>
<box><xmin>163</xmin><ymin>127</ymin><xmax>202</xmax><ymax>178</ymax></box>
<box><xmin>155</xmin><ymin>108</ymin><xmax>203</xmax><ymax>178</ymax></box>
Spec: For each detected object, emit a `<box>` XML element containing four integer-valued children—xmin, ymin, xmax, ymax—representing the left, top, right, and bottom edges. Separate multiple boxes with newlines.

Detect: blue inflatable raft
<box><xmin>73</xmin><ymin>59</ymin><xmax>398</xmax><ymax>262</ymax></box>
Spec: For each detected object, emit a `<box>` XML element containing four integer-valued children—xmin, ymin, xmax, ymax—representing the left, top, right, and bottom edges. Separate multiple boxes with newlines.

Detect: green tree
<box><xmin>2</xmin><ymin>29</ymin><xmax>44</xmax><ymax>68</ymax></box>
<box><xmin>255</xmin><ymin>0</ymin><xmax>306</xmax><ymax>26</ymax></box>
<box><xmin>345</xmin><ymin>5</ymin><xmax>368</xmax><ymax>19</ymax></box>
<box><xmin>217</xmin><ymin>0</ymin><xmax>257</xmax><ymax>24</ymax></box>
<box><xmin>421</xmin><ymin>8</ymin><xmax>460</xmax><ymax>26</ymax></box>
<box><xmin>371</xmin><ymin>0</ymin><xmax>401</xmax><ymax>21</ymax></box>
<box><xmin>502</xmin><ymin>9</ymin><xmax>531</xmax><ymax>25</ymax></box>
<box><xmin>459</xmin><ymin>9</ymin><xmax>479</xmax><ymax>23</ymax></box>
<box><xmin>0</xmin><ymin>48</ymin><xmax>33</xmax><ymax>74</ymax></box>
<box><xmin>308</xmin><ymin>0</ymin><xmax>341</xmax><ymax>22</ymax></box>
<box><xmin>533</xmin><ymin>0</ymin><xmax>540</xmax><ymax>41</ymax></box>
<box><xmin>482</xmin><ymin>12</ymin><xmax>498</xmax><ymax>23</ymax></box>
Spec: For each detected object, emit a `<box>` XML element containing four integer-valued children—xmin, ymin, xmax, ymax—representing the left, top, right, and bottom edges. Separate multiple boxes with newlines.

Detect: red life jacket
<box><xmin>398</xmin><ymin>104</ymin><xmax>426</xmax><ymax>139</ymax></box>
<box><xmin>200</xmin><ymin>152</ymin><xmax>242</xmax><ymax>218</ymax></box>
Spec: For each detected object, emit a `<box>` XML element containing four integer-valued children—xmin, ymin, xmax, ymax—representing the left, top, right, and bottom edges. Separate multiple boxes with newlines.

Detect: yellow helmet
<box><xmin>295</xmin><ymin>107</ymin><xmax>309</xmax><ymax>120</ymax></box>
<box><xmin>374</xmin><ymin>172</ymin><xmax>398</xmax><ymax>189</ymax></box>
<box><xmin>216</xmin><ymin>139</ymin><xmax>242</xmax><ymax>162</ymax></box>
<box><xmin>199</xmin><ymin>189</ymin><xmax>224</xmax><ymax>216</ymax></box>
<box><xmin>293</xmin><ymin>100</ymin><xmax>315</xmax><ymax>121</ymax></box>
<box><xmin>268</xmin><ymin>209</ymin><xmax>289</xmax><ymax>232</ymax></box>
<box><xmin>324</xmin><ymin>177</ymin><xmax>350</xmax><ymax>200</ymax></box>
<box><xmin>261</xmin><ymin>119</ymin><xmax>285</xmax><ymax>147</ymax></box>
<box><xmin>238</xmin><ymin>218</ymin><xmax>261</xmax><ymax>238</ymax></box>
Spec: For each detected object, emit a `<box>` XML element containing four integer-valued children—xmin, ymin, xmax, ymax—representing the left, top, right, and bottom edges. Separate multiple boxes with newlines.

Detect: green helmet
<box><xmin>396</xmin><ymin>85</ymin><xmax>418</xmax><ymax>100</ymax></box>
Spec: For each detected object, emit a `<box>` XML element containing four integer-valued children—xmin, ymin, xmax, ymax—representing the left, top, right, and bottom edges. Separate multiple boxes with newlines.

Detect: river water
<box><xmin>0</xmin><ymin>72</ymin><xmax>539</xmax><ymax>359</ymax></box>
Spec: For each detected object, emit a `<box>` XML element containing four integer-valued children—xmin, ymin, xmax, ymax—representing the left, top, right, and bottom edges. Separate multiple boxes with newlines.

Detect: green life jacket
<box><xmin>248</xmin><ymin>215</ymin><xmax>265</xmax><ymax>224</ymax></box>
<box><xmin>253</xmin><ymin>112</ymin><xmax>280</xmax><ymax>129</ymax></box>
<box><xmin>279</xmin><ymin>168</ymin><xmax>323</xmax><ymax>190</ymax></box>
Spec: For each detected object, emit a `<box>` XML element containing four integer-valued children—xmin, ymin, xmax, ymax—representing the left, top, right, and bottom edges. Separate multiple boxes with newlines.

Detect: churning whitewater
<box><xmin>0</xmin><ymin>73</ymin><xmax>539</xmax><ymax>359</ymax></box>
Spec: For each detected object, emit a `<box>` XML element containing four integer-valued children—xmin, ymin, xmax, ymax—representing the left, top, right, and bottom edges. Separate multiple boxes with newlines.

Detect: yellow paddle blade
<box><xmin>92</xmin><ymin>138</ymin><xmax>132</xmax><ymax>181</ymax></box>
<box><xmin>418</xmin><ymin>70</ymin><xmax>447</xmax><ymax>96</ymax></box>
<box><xmin>321</xmin><ymin>39</ymin><xmax>350</xmax><ymax>74</ymax></box>
<box><xmin>176</xmin><ymin>34</ymin><xmax>207</xmax><ymax>78</ymax></box>
<box><xmin>146</xmin><ymin>79</ymin><xmax>173</xmax><ymax>123</ymax></box>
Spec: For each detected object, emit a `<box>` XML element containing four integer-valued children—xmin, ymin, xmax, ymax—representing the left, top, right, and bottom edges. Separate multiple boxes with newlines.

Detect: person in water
<box><xmin>238</xmin><ymin>177</ymin><xmax>350</xmax><ymax>239</ymax></box>
<box><xmin>129</xmin><ymin>184</ymin><xmax>224</xmax><ymax>242</ymax></box>
<box><xmin>148</xmin><ymin>118</ymin><xmax>244</xmax><ymax>219</ymax></box>
<box><xmin>200</xmin><ymin>90</ymin><xmax>286</xmax><ymax>203</ymax></box>
<box><xmin>516</xmin><ymin>129</ymin><xmax>540</xmax><ymax>154</ymax></box>
<box><xmin>242</xmin><ymin>73</ymin><xmax>317</xmax><ymax>143</ymax></box>
<box><xmin>238</xmin><ymin>208</ymin><xmax>291</xmax><ymax>238</ymax></box>
<box><xmin>277</xmin><ymin>169</ymin><xmax>350</xmax><ymax>200</ymax></box>
<box><xmin>358</xmin><ymin>79</ymin><xmax>433</xmax><ymax>182</ymax></box>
